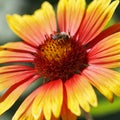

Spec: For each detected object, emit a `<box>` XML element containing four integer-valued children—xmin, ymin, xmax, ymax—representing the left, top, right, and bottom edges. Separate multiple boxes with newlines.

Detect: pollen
<box><xmin>34</xmin><ymin>32</ymin><xmax>87</xmax><ymax>81</ymax></box>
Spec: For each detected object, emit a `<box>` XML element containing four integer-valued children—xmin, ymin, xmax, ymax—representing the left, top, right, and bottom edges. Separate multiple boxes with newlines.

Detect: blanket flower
<box><xmin>0</xmin><ymin>0</ymin><xmax>120</xmax><ymax>120</ymax></box>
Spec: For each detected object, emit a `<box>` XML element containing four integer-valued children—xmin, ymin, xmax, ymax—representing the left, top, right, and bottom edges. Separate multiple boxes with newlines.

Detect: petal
<box><xmin>61</xmin><ymin>101</ymin><xmax>77</xmax><ymax>120</ymax></box>
<box><xmin>12</xmin><ymin>87</ymin><xmax>43</xmax><ymax>120</ymax></box>
<box><xmin>76</xmin><ymin>75</ymin><xmax>97</xmax><ymax>107</ymax></box>
<box><xmin>0</xmin><ymin>42</ymin><xmax>37</xmax><ymax>53</ymax></box>
<box><xmin>0</xmin><ymin>65</ymin><xmax>36</xmax><ymax>91</ymax></box>
<box><xmin>64</xmin><ymin>77</ymin><xmax>81</xmax><ymax>116</ymax></box>
<box><xmin>57</xmin><ymin>0</ymin><xmax>86</xmax><ymax>35</ymax></box>
<box><xmin>16</xmin><ymin>108</ymin><xmax>44</xmax><ymax>120</ymax></box>
<box><xmin>35</xmin><ymin>1</ymin><xmax>57</xmax><ymax>34</ymax></box>
<box><xmin>0</xmin><ymin>74</ymin><xmax>40</xmax><ymax>115</ymax></box>
<box><xmin>65</xmin><ymin>74</ymin><xmax>97</xmax><ymax>115</ymax></box>
<box><xmin>61</xmin><ymin>87</ymin><xmax>77</xmax><ymax>120</ymax></box>
<box><xmin>7</xmin><ymin>2</ymin><xmax>56</xmax><ymax>47</ymax></box>
<box><xmin>88</xmin><ymin>22</ymin><xmax>120</xmax><ymax>48</ymax></box>
<box><xmin>0</xmin><ymin>65</ymin><xmax>33</xmax><ymax>73</ymax></box>
<box><xmin>77</xmin><ymin>0</ymin><xmax>119</xmax><ymax>45</ymax></box>
<box><xmin>88</xmin><ymin>32</ymin><xmax>120</xmax><ymax>68</ymax></box>
<box><xmin>15</xmin><ymin>110</ymin><xmax>36</xmax><ymax>120</ymax></box>
<box><xmin>83</xmin><ymin>65</ymin><xmax>120</xmax><ymax>102</ymax></box>
<box><xmin>32</xmin><ymin>79</ymin><xmax>63</xmax><ymax>120</ymax></box>
<box><xmin>0</xmin><ymin>50</ymin><xmax>34</xmax><ymax>63</ymax></box>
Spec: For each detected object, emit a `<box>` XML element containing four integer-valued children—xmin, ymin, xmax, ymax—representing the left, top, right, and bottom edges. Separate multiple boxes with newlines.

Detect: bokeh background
<box><xmin>0</xmin><ymin>0</ymin><xmax>120</xmax><ymax>120</ymax></box>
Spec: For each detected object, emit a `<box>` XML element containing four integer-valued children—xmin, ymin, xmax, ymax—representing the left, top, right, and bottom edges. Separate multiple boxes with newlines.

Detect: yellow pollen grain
<box><xmin>40</xmin><ymin>39</ymin><xmax>72</xmax><ymax>62</ymax></box>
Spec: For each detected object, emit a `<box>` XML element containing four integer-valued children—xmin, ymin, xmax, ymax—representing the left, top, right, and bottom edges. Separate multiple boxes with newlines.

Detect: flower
<box><xmin>0</xmin><ymin>0</ymin><xmax>120</xmax><ymax>119</ymax></box>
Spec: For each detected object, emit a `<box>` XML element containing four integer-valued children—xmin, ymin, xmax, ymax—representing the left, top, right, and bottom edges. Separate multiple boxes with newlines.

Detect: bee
<box><xmin>52</xmin><ymin>32</ymin><xmax>70</xmax><ymax>40</ymax></box>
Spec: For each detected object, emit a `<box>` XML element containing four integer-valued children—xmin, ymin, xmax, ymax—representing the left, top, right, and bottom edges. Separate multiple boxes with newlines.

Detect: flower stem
<box><xmin>82</xmin><ymin>109</ymin><xmax>94</xmax><ymax>120</ymax></box>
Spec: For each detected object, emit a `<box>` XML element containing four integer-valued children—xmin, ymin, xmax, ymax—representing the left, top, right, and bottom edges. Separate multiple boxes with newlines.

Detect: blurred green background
<box><xmin>0</xmin><ymin>0</ymin><xmax>120</xmax><ymax>120</ymax></box>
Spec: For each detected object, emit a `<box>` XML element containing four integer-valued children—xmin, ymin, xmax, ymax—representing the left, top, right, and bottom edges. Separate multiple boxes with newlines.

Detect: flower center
<box><xmin>34</xmin><ymin>32</ymin><xmax>87</xmax><ymax>81</ymax></box>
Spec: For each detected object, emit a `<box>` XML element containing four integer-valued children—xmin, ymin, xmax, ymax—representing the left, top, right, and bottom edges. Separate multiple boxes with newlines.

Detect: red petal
<box><xmin>57</xmin><ymin>0</ymin><xmax>86</xmax><ymax>35</ymax></box>
<box><xmin>32</xmin><ymin>79</ymin><xmax>63</xmax><ymax>120</ymax></box>
<box><xmin>88</xmin><ymin>32</ymin><xmax>120</xmax><ymax>68</ymax></box>
<box><xmin>0</xmin><ymin>65</ymin><xmax>36</xmax><ymax>91</ymax></box>
<box><xmin>7</xmin><ymin>2</ymin><xmax>56</xmax><ymax>47</ymax></box>
<box><xmin>0</xmin><ymin>50</ymin><xmax>34</xmax><ymax>63</ymax></box>
<box><xmin>0</xmin><ymin>74</ymin><xmax>40</xmax><ymax>115</ymax></box>
<box><xmin>88</xmin><ymin>22</ymin><xmax>120</xmax><ymax>48</ymax></box>
<box><xmin>0</xmin><ymin>42</ymin><xmax>37</xmax><ymax>53</ymax></box>
<box><xmin>77</xmin><ymin>0</ymin><xmax>119</xmax><ymax>45</ymax></box>
<box><xmin>83</xmin><ymin>65</ymin><xmax>120</xmax><ymax>101</ymax></box>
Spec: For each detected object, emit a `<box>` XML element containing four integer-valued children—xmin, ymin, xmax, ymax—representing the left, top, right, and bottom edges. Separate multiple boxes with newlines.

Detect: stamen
<box><xmin>34</xmin><ymin>32</ymin><xmax>87</xmax><ymax>81</ymax></box>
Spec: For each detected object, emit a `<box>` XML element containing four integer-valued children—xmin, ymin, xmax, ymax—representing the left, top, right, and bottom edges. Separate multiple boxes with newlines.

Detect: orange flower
<box><xmin>0</xmin><ymin>0</ymin><xmax>120</xmax><ymax>119</ymax></box>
